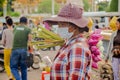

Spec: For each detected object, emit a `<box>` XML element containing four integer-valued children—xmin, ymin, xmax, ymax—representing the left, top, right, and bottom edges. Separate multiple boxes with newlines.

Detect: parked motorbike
<box><xmin>0</xmin><ymin>46</ymin><xmax>4</xmax><ymax>72</ymax></box>
<box><xmin>0</xmin><ymin>46</ymin><xmax>42</xmax><ymax>73</ymax></box>
<box><xmin>0</xmin><ymin>58</ymin><xmax>4</xmax><ymax>72</ymax></box>
<box><xmin>31</xmin><ymin>47</ymin><xmax>43</xmax><ymax>69</ymax></box>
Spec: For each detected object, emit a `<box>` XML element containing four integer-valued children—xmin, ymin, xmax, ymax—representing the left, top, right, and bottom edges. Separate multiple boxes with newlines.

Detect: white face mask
<box><xmin>57</xmin><ymin>27</ymin><xmax>73</xmax><ymax>39</ymax></box>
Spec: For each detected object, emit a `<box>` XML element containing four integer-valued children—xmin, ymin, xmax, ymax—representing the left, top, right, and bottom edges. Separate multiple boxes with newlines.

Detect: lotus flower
<box><xmin>93</xmin><ymin>55</ymin><xmax>101</xmax><ymax>62</ymax></box>
<box><xmin>88</xmin><ymin>29</ymin><xmax>103</xmax><ymax>69</ymax></box>
<box><xmin>92</xmin><ymin>61</ymin><xmax>98</xmax><ymax>69</ymax></box>
<box><xmin>93</xmin><ymin>29</ymin><xmax>101</xmax><ymax>34</ymax></box>
<box><xmin>92</xmin><ymin>54</ymin><xmax>95</xmax><ymax>59</ymax></box>
<box><xmin>94</xmin><ymin>49</ymin><xmax>100</xmax><ymax>55</ymax></box>
<box><xmin>88</xmin><ymin>39</ymin><xmax>99</xmax><ymax>46</ymax></box>
<box><xmin>91</xmin><ymin>46</ymin><xmax>98</xmax><ymax>52</ymax></box>
<box><xmin>90</xmin><ymin>34</ymin><xmax>101</xmax><ymax>39</ymax></box>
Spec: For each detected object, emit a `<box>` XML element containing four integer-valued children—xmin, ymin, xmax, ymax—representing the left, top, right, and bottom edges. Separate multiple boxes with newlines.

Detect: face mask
<box><xmin>57</xmin><ymin>27</ymin><xmax>73</xmax><ymax>39</ymax></box>
<box><xmin>52</xmin><ymin>25</ymin><xmax>59</xmax><ymax>34</ymax></box>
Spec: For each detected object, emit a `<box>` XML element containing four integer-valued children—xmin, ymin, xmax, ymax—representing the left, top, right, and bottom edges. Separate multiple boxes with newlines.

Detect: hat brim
<box><xmin>44</xmin><ymin>16</ymin><xmax>88</xmax><ymax>28</ymax></box>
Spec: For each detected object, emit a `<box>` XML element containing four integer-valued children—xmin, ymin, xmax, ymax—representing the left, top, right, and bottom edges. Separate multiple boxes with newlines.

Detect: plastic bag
<box><xmin>25</xmin><ymin>52</ymin><xmax>34</xmax><ymax>68</ymax></box>
<box><xmin>42</xmin><ymin>56</ymin><xmax>52</xmax><ymax>67</ymax></box>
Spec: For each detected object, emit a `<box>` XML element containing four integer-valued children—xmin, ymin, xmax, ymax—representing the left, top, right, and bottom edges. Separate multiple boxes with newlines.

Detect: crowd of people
<box><xmin>0</xmin><ymin>2</ymin><xmax>120</xmax><ymax>80</ymax></box>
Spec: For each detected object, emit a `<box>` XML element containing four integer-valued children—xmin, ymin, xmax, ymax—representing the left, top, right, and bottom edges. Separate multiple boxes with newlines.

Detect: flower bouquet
<box><xmin>88</xmin><ymin>29</ymin><xmax>104</xmax><ymax>69</ymax></box>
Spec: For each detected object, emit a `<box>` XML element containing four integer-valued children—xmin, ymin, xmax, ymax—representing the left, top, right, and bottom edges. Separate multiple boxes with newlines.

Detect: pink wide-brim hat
<box><xmin>44</xmin><ymin>3</ymin><xmax>88</xmax><ymax>28</ymax></box>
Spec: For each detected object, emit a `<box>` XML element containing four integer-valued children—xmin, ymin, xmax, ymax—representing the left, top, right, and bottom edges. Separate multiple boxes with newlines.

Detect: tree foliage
<box><xmin>10</xmin><ymin>12</ymin><xmax>20</xmax><ymax>17</ymax></box>
<box><xmin>0</xmin><ymin>0</ymin><xmax>5</xmax><ymax>16</ymax></box>
<box><xmin>37</xmin><ymin>0</ymin><xmax>60</xmax><ymax>14</ymax></box>
<box><xmin>0</xmin><ymin>0</ymin><xmax>5</xmax><ymax>8</ymax></box>
<box><xmin>83</xmin><ymin>0</ymin><xmax>90</xmax><ymax>11</ymax></box>
<box><xmin>14</xmin><ymin>0</ymin><xmax>40</xmax><ymax>6</ymax></box>
<box><xmin>107</xmin><ymin>0</ymin><xmax>118</xmax><ymax>12</ymax></box>
<box><xmin>97</xmin><ymin>1</ymin><xmax>109</xmax><ymax>11</ymax></box>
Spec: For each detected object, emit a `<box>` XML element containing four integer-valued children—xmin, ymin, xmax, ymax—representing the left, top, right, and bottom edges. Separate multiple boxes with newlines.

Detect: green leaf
<box><xmin>37</xmin><ymin>0</ymin><xmax>60</xmax><ymax>14</ymax></box>
<box><xmin>107</xmin><ymin>0</ymin><xmax>118</xmax><ymax>12</ymax></box>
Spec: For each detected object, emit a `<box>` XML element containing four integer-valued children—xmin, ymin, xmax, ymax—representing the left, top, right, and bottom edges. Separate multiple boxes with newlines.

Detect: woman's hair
<box><xmin>78</xmin><ymin>26</ymin><xmax>89</xmax><ymax>33</ymax></box>
<box><xmin>117</xmin><ymin>17</ymin><xmax>120</xmax><ymax>23</ymax></box>
<box><xmin>69</xmin><ymin>22</ymin><xmax>89</xmax><ymax>33</ymax></box>
<box><xmin>5</xmin><ymin>16</ymin><xmax>10</xmax><ymax>20</ymax></box>
<box><xmin>6</xmin><ymin>18</ymin><xmax>13</xmax><ymax>26</ymax></box>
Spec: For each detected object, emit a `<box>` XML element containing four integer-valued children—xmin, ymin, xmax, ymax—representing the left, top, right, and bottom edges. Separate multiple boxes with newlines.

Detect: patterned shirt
<box><xmin>50</xmin><ymin>34</ymin><xmax>92</xmax><ymax>80</ymax></box>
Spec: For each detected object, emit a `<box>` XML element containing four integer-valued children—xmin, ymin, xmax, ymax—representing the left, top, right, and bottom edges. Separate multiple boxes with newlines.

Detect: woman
<box><xmin>44</xmin><ymin>3</ymin><xmax>92</xmax><ymax>80</ymax></box>
<box><xmin>106</xmin><ymin>17</ymin><xmax>120</xmax><ymax>80</ymax></box>
<box><xmin>1</xmin><ymin>18</ymin><xmax>14</xmax><ymax>80</ymax></box>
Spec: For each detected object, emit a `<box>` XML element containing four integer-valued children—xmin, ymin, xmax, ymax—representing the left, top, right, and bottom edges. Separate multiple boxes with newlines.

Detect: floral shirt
<box><xmin>50</xmin><ymin>34</ymin><xmax>92</xmax><ymax>80</ymax></box>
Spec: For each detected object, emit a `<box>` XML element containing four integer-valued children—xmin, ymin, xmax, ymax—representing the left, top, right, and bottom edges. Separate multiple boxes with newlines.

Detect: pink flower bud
<box><xmin>91</xmin><ymin>46</ymin><xmax>98</xmax><ymax>52</ymax></box>
<box><xmin>92</xmin><ymin>61</ymin><xmax>98</xmax><ymax>69</ymax></box>
<box><xmin>93</xmin><ymin>55</ymin><xmax>101</xmax><ymax>62</ymax></box>
<box><xmin>94</xmin><ymin>49</ymin><xmax>100</xmax><ymax>55</ymax></box>
<box><xmin>88</xmin><ymin>39</ymin><xmax>99</xmax><ymax>46</ymax></box>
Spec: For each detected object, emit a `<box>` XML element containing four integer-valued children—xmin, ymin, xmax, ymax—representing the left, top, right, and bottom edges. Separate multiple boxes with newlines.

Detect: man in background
<box><xmin>10</xmin><ymin>16</ymin><xmax>32</xmax><ymax>80</ymax></box>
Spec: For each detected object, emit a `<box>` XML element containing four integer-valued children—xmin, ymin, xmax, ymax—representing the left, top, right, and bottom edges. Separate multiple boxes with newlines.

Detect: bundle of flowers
<box><xmin>31</xmin><ymin>26</ymin><xmax>64</xmax><ymax>49</ymax></box>
<box><xmin>88</xmin><ymin>29</ymin><xmax>104</xmax><ymax>69</ymax></box>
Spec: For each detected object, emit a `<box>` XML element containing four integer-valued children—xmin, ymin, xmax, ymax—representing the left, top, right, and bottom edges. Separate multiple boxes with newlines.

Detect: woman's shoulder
<box><xmin>4</xmin><ymin>28</ymin><xmax>12</xmax><ymax>31</ymax></box>
<box><xmin>3</xmin><ymin>29</ymin><xmax>13</xmax><ymax>34</ymax></box>
<box><xmin>3</xmin><ymin>29</ymin><xmax>8</xmax><ymax>32</ymax></box>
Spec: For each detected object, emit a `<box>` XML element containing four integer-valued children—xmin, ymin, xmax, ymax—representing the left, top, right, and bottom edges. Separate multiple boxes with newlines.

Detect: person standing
<box><xmin>44</xmin><ymin>3</ymin><xmax>91</xmax><ymax>80</ymax></box>
<box><xmin>106</xmin><ymin>17</ymin><xmax>120</xmax><ymax>80</ymax></box>
<box><xmin>1</xmin><ymin>18</ymin><xmax>15</xmax><ymax>80</ymax></box>
<box><xmin>28</xmin><ymin>20</ymin><xmax>35</xmax><ymax>29</ymax></box>
<box><xmin>94</xmin><ymin>19</ymin><xmax>99</xmax><ymax>29</ymax></box>
<box><xmin>10</xmin><ymin>16</ymin><xmax>32</xmax><ymax>80</ymax></box>
<box><xmin>0</xmin><ymin>16</ymin><xmax>11</xmax><ymax>40</ymax></box>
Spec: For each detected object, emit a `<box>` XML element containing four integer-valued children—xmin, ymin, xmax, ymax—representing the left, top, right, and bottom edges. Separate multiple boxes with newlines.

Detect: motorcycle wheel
<box><xmin>41</xmin><ymin>48</ymin><xmax>49</xmax><ymax>51</ymax></box>
<box><xmin>31</xmin><ymin>55</ymin><xmax>40</xmax><ymax>69</ymax></box>
<box><xmin>0</xmin><ymin>61</ymin><xmax>4</xmax><ymax>72</ymax></box>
